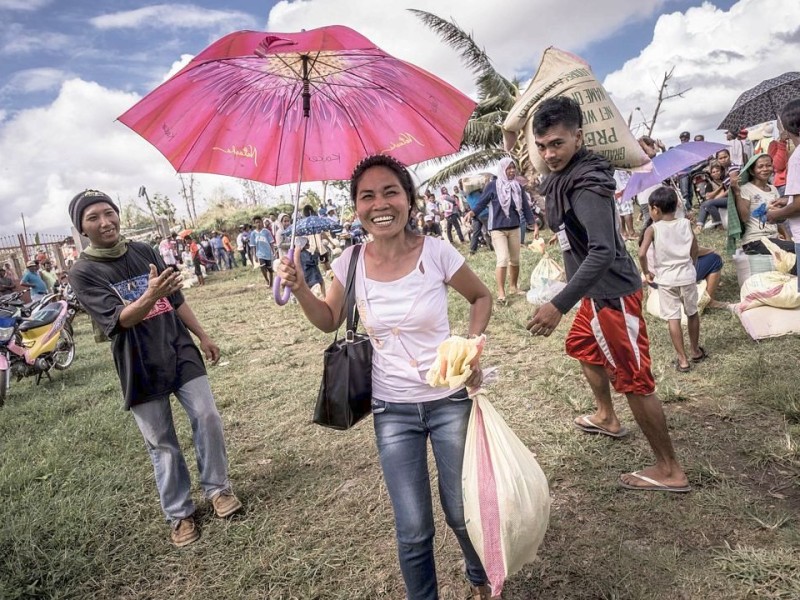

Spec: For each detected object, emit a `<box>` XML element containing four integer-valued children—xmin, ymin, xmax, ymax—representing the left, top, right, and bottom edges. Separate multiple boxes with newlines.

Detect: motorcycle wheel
<box><xmin>53</xmin><ymin>329</ymin><xmax>75</xmax><ymax>370</ymax></box>
<box><xmin>0</xmin><ymin>368</ymin><xmax>7</xmax><ymax>407</ymax></box>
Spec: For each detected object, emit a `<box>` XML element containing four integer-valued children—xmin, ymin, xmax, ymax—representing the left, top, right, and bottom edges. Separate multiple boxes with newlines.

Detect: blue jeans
<box><xmin>372</xmin><ymin>390</ymin><xmax>487</xmax><ymax>599</ymax></box>
<box><xmin>130</xmin><ymin>376</ymin><xmax>231</xmax><ymax>525</ymax></box>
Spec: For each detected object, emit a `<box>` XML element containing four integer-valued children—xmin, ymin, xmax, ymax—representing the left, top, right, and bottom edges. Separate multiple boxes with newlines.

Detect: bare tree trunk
<box><xmin>179</xmin><ymin>175</ymin><xmax>194</xmax><ymax>226</ymax></box>
<box><xmin>188</xmin><ymin>175</ymin><xmax>198</xmax><ymax>224</ymax></box>
<box><xmin>647</xmin><ymin>67</ymin><xmax>691</xmax><ymax>138</ymax></box>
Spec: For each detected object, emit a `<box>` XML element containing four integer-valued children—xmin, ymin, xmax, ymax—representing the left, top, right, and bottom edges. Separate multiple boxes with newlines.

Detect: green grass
<box><xmin>0</xmin><ymin>228</ymin><xmax>798</xmax><ymax>599</ymax></box>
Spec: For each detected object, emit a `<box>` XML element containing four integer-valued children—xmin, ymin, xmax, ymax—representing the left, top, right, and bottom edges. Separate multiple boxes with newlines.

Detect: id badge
<box><xmin>557</xmin><ymin>226</ymin><xmax>572</xmax><ymax>252</ymax></box>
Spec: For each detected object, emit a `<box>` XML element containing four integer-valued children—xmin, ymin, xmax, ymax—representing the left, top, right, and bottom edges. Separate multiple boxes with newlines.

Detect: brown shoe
<box><xmin>211</xmin><ymin>490</ymin><xmax>242</xmax><ymax>518</ymax></box>
<box><xmin>170</xmin><ymin>516</ymin><xmax>199</xmax><ymax>548</ymax></box>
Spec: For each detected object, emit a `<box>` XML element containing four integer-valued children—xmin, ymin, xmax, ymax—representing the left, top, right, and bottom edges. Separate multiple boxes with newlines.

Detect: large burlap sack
<box><xmin>737</xmin><ymin>305</ymin><xmax>800</xmax><ymax>340</ymax></box>
<box><xmin>739</xmin><ymin>271</ymin><xmax>800</xmax><ymax>311</ymax></box>
<box><xmin>503</xmin><ymin>47</ymin><xmax>649</xmax><ymax>174</ymax></box>
<box><xmin>461</xmin><ymin>173</ymin><xmax>491</xmax><ymax>195</ymax></box>
<box><xmin>761</xmin><ymin>238</ymin><xmax>796</xmax><ymax>274</ymax></box>
<box><xmin>463</xmin><ymin>393</ymin><xmax>550</xmax><ymax>598</ymax></box>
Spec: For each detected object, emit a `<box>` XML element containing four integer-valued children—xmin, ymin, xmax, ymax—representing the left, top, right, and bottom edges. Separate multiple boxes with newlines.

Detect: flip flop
<box><xmin>674</xmin><ymin>359</ymin><xmax>691</xmax><ymax>373</ymax></box>
<box><xmin>495</xmin><ymin>297</ymin><xmax>508</xmax><ymax>307</ymax></box>
<box><xmin>573</xmin><ymin>415</ymin><xmax>629</xmax><ymax>439</ymax></box>
<box><xmin>691</xmin><ymin>347</ymin><xmax>709</xmax><ymax>363</ymax></box>
<box><xmin>618</xmin><ymin>471</ymin><xmax>692</xmax><ymax>493</ymax></box>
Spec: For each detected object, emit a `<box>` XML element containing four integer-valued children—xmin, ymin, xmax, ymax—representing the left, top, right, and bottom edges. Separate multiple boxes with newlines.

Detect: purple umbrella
<box><xmin>622</xmin><ymin>141</ymin><xmax>728</xmax><ymax>202</ymax></box>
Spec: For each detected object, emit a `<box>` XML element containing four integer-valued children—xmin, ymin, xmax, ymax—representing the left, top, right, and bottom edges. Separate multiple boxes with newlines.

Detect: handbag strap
<box><xmin>344</xmin><ymin>244</ymin><xmax>362</xmax><ymax>338</ymax></box>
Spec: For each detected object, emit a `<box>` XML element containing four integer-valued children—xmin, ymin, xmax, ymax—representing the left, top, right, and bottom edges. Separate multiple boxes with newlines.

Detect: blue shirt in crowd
<box><xmin>21</xmin><ymin>270</ymin><xmax>48</xmax><ymax>295</ymax></box>
<box><xmin>250</xmin><ymin>228</ymin><xmax>274</xmax><ymax>260</ymax></box>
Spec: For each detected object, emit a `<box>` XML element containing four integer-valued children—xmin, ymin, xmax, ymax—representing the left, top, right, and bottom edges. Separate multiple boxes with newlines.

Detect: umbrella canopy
<box><xmin>623</xmin><ymin>141</ymin><xmax>727</xmax><ymax>202</ymax></box>
<box><xmin>117</xmin><ymin>25</ymin><xmax>475</xmax><ymax>186</ymax></box>
<box><xmin>718</xmin><ymin>72</ymin><xmax>800</xmax><ymax>131</ymax></box>
<box><xmin>177</xmin><ymin>229</ymin><xmax>193</xmax><ymax>238</ymax></box>
<box><xmin>284</xmin><ymin>216</ymin><xmax>341</xmax><ymax>237</ymax></box>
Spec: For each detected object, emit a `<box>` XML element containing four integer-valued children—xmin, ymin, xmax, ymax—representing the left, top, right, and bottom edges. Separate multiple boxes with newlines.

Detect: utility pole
<box><xmin>138</xmin><ymin>185</ymin><xmax>159</xmax><ymax>230</ymax></box>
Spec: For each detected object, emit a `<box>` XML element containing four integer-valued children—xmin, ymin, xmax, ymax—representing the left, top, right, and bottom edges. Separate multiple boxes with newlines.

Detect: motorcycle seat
<box><xmin>18</xmin><ymin>309</ymin><xmax>59</xmax><ymax>332</ymax></box>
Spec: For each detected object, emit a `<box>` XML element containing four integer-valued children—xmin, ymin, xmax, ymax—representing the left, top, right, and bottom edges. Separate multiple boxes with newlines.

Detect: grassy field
<box><xmin>1</xmin><ymin>229</ymin><xmax>798</xmax><ymax>599</ymax></box>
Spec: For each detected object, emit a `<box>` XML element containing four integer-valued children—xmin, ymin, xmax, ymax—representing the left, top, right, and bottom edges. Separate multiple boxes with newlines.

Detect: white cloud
<box><xmin>0</xmin><ymin>0</ymin><xmax>52</xmax><ymax>11</ymax></box>
<box><xmin>90</xmin><ymin>4</ymin><xmax>258</xmax><ymax>31</ymax></box>
<box><xmin>0</xmin><ymin>79</ymin><xmax>245</xmax><ymax>236</ymax></box>
<box><xmin>2</xmin><ymin>67</ymin><xmax>72</xmax><ymax>94</ymax></box>
<box><xmin>603</xmin><ymin>0</ymin><xmax>800</xmax><ymax>143</ymax></box>
<box><xmin>266</xmin><ymin>0</ymin><xmax>667</xmax><ymax>97</ymax></box>
<box><xmin>0</xmin><ymin>23</ymin><xmax>74</xmax><ymax>55</ymax></box>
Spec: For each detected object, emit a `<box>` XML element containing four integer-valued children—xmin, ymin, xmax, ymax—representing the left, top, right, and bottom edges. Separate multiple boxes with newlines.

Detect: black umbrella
<box><xmin>719</xmin><ymin>72</ymin><xmax>800</xmax><ymax>131</ymax></box>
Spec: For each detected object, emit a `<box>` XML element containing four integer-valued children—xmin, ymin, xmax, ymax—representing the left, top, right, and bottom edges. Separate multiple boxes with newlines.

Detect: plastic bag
<box><xmin>527</xmin><ymin>256</ymin><xmax>566</xmax><ymax>306</ymax></box>
<box><xmin>739</xmin><ymin>271</ymin><xmax>800</xmax><ymax>311</ymax></box>
<box><xmin>426</xmin><ymin>335</ymin><xmax>485</xmax><ymax>389</ymax></box>
<box><xmin>503</xmin><ymin>47</ymin><xmax>649</xmax><ymax>174</ymax></box>
<box><xmin>761</xmin><ymin>238</ymin><xmax>796</xmax><ymax>274</ymax></box>
<box><xmin>463</xmin><ymin>393</ymin><xmax>550</xmax><ymax>597</ymax></box>
<box><xmin>528</xmin><ymin>238</ymin><xmax>546</xmax><ymax>254</ymax></box>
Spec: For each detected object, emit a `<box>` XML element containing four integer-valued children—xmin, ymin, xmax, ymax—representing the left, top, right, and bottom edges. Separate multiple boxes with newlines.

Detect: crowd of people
<box><xmin>51</xmin><ymin>93</ymin><xmax>800</xmax><ymax>600</ymax></box>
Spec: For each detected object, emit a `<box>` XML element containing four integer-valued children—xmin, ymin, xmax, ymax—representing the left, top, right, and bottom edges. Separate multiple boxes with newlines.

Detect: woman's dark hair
<box><xmin>350</xmin><ymin>154</ymin><xmax>417</xmax><ymax>230</ymax></box>
<box><xmin>302</xmin><ymin>205</ymin><xmax>314</xmax><ymax>218</ymax></box>
<box><xmin>648</xmin><ymin>186</ymin><xmax>679</xmax><ymax>213</ymax></box>
<box><xmin>532</xmin><ymin>96</ymin><xmax>583</xmax><ymax>136</ymax></box>
<box><xmin>715</xmin><ymin>148</ymin><xmax>730</xmax><ymax>159</ymax></box>
<box><xmin>780</xmin><ymin>99</ymin><xmax>800</xmax><ymax>136</ymax></box>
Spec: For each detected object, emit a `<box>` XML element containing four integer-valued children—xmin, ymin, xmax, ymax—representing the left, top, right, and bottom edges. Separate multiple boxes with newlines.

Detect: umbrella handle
<box><xmin>273</xmin><ymin>246</ymin><xmax>294</xmax><ymax>305</ymax></box>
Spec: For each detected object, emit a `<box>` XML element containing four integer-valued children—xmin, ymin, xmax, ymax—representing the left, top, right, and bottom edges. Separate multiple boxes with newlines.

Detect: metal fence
<box><xmin>0</xmin><ymin>232</ymin><xmax>74</xmax><ymax>278</ymax></box>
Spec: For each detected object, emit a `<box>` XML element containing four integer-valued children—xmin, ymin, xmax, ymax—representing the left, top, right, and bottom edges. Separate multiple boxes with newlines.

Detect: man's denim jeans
<box><xmin>130</xmin><ymin>375</ymin><xmax>231</xmax><ymax>525</ymax></box>
<box><xmin>373</xmin><ymin>390</ymin><xmax>487</xmax><ymax>599</ymax></box>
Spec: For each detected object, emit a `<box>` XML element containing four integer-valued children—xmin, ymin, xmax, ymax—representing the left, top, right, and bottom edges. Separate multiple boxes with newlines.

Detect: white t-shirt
<box><xmin>425</xmin><ymin>200</ymin><xmax>441</xmax><ymax>222</ymax></box>
<box><xmin>783</xmin><ymin>148</ymin><xmax>800</xmax><ymax>240</ymax></box>
<box><xmin>739</xmin><ymin>182</ymin><xmax>779</xmax><ymax>245</ymax></box>
<box><xmin>651</xmin><ymin>218</ymin><xmax>696</xmax><ymax>286</ymax></box>
<box><xmin>331</xmin><ymin>237</ymin><xmax>465</xmax><ymax>403</ymax></box>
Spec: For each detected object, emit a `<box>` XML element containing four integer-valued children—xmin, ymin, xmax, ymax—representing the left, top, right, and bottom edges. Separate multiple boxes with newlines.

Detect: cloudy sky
<box><xmin>1</xmin><ymin>0</ymin><xmax>798</xmax><ymax>236</ymax></box>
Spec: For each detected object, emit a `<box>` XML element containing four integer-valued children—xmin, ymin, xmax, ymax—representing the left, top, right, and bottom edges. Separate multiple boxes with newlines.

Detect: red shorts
<box><xmin>565</xmin><ymin>290</ymin><xmax>656</xmax><ymax>396</ymax></box>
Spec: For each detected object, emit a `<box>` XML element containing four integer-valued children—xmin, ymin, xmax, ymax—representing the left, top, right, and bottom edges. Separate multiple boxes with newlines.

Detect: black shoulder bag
<box><xmin>313</xmin><ymin>244</ymin><xmax>373</xmax><ymax>430</ymax></box>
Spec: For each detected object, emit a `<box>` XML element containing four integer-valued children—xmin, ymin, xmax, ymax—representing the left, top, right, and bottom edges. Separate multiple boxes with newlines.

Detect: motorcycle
<box><xmin>0</xmin><ymin>299</ymin><xmax>75</xmax><ymax>406</ymax></box>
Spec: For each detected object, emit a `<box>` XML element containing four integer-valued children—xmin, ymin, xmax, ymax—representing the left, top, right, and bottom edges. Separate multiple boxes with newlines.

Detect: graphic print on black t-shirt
<box><xmin>111</xmin><ymin>273</ymin><xmax>173</xmax><ymax>321</ymax></box>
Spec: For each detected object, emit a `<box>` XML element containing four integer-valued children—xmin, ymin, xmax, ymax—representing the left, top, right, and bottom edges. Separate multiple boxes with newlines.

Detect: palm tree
<box><xmin>410</xmin><ymin>9</ymin><xmax>524</xmax><ymax>185</ymax></box>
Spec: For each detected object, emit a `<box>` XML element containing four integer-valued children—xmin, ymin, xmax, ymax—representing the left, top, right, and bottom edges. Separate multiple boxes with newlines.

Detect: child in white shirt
<box><xmin>638</xmin><ymin>187</ymin><xmax>706</xmax><ymax>372</ymax></box>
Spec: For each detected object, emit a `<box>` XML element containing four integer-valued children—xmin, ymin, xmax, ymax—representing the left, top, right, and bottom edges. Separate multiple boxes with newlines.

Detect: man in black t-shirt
<box><xmin>526</xmin><ymin>98</ymin><xmax>690</xmax><ymax>494</ymax></box>
<box><xmin>67</xmin><ymin>190</ymin><xmax>241</xmax><ymax>547</ymax></box>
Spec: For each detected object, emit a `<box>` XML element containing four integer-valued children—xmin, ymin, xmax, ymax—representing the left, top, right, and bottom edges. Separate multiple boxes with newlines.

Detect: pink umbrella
<box><xmin>118</xmin><ymin>25</ymin><xmax>475</xmax><ymax>303</ymax></box>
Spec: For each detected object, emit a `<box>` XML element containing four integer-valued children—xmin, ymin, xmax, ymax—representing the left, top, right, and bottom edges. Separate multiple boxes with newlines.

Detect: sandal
<box><xmin>691</xmin><ymin>347</ymin><xmax>709</xmax><ymax>363</ymax></box>
<box><xmin>495</xmin><ymin>297</ymin><xmax>508</xmax><ymax>307</ymax></box>
<box><xmin>674</xmin><ymin>359</ymin><xmax>691</xmax><ymax>373</ymax></box>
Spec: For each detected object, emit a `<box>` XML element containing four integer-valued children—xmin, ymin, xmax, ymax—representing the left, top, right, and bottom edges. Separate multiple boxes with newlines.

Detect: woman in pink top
<box><xmin>277</xmin><ymin>154</ymin><xmax>493</xmax><ymax>600</ymax></box>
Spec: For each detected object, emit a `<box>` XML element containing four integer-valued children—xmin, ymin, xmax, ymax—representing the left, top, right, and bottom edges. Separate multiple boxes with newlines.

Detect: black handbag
<box><xmin>313</xmin><ymin>244</ymin><xmax>373</xmax><ymax>430</ymax></box>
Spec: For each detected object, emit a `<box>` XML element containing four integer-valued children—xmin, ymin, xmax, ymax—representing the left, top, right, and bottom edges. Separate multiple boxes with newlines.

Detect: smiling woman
<box><xmin>275</xmin><ymin>154</ymin><xmax>495</xmax><ymax>599</ymax></box>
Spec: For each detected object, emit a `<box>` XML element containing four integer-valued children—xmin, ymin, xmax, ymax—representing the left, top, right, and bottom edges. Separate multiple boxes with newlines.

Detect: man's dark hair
<box><xmin>302</xmin><ymin>205</ymin><xmax>314</xmax><ymax>218</ymax></box>
<box><xmin>532</xmin><ymin>96</ymin><xmax>583</xmax><ymax>136</ymax></box>
<box><xmin>679</xmin><ymin>131</ymin><xmax>690</xmax><ymax>139</ymax></box>
<box><xmin>252</xmin><ymin>214</ymin><xmax>263</xmax><ymax>221</ymax></box>
<box><xmin>780</xmin><ymin>99</ymin><xmax>800</xmax><ymax>136</ymax></box>
<box><xmin>648</xmin><ymin>186</ymin><xmax>679</xmax><ymax>213</ymax></box>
